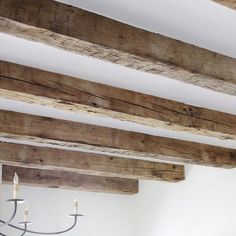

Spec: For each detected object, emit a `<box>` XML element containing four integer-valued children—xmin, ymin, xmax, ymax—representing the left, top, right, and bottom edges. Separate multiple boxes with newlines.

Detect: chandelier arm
<box><xmin>0</xmin><ymin>223</ymin><xmax>27</xmax><ymax>236</ymax></box>
<box><xmin>0</xmin><ymin>217</ymin><xmax>78</xmax><ymax>235</ymax></box>
<box><xmin>0</xmin><ymin>232</ymin><xmax>7</xmax><ymax>236</ymax></box>
<box><xmin>20</xmin><ymin>224</ymin><xmax>27</xmax><ymax>236</ymax></box>
<box><xmin>0</xmin><ymin>201</ymin><xmax>17</xmax><ymax>228</ymax></box>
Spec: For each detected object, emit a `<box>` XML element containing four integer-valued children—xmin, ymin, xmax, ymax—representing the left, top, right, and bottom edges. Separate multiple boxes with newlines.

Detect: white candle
<box><xmin>74</xmin><ymin>199</ymin><xmax>79</xmax><ymax>214</ymax></box>
<box><xmin>13</xmin><ymin>172</ymin><xmax>19</xmax><ymax>199</ymax></box>
<box><xmin>24</xmin><ymin>207</ymin><xmax>29</xmax><ymax>222</ymax></box>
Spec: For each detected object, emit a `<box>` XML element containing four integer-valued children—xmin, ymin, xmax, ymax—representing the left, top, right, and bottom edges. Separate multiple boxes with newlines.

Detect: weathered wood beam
<box><xmin>2</xmin><ymin>165</ymin><xmax>139</xmax><ymax>194</ymax></box>
<box><xmin>0</xmin><ymin>1</ymin><xmax>236</xmax><ymax>95</ymax></box>
<box><xmin>1</xmin><ymin>61</ymin><xmax>236</xmax><ymax>141</ymax></box>
<box><xmin>0</xmin><ymin>142</ymin><xmax>184</xmax><ymax>182</ymax></box>
<box><xmin>213</xmin><ymin>0</ymin><xmax>236</xmax><ymax>10</ymax></box>
<box><xmin>0</xmin><ymin>110</ymin><xmax>236</xmax><ymax>168</ymax></box>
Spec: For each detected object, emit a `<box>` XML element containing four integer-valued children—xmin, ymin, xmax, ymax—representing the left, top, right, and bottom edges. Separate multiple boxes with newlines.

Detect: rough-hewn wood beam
<box><xmin>0</xmin><ymin>142</ymin><xmax>184</xmax><ymax>182</ymax></box>
<box><xmin>0</xmin><ymin>0</ymin><xmax>236</xmax><ymax>95</ymax></box>
<box><xmin>0</xmin><ymin>110</ymin><xmax>236</xmax><ymax>168</ymax></box>
<box><xmin>213</xmin><ymin>0</ymin><xmax>236</xmax><ymax>10</ymax></box>
<box><xmin>2</xmin><ymin>165</ymin><xmax>139</xmax><ymax>194</ymax></box>
<box><xmin>1</xmin><ymin>61</ymin><xmax>236</xmax><ymax>141</ymax></box>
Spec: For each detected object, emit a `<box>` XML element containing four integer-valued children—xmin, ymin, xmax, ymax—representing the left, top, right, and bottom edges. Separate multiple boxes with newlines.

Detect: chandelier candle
<box><xmin>74</xmin><ymin>200</ymin><xmax>79</xmax><ymax>214</ymax></box>
<box><xmin>13</xmin><ymin>172</ymin><xmax>19</xmax><ymax>199</ymax></box>
<box><xmin>24</xmin><ymin>207</ymin><xmax>29</xmax><ymax>222</ymax></box>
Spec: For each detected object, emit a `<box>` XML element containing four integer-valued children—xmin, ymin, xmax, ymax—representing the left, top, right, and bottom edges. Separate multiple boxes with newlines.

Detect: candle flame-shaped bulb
<box><xmin>14</xmin><ymin>172</ymin><xmax>19</xmax><ymax>184</ymax></box>
<box><xmin>13</xmin><ymin>172</ymin><xmax>19</xmax><ymax>199</ymax></box>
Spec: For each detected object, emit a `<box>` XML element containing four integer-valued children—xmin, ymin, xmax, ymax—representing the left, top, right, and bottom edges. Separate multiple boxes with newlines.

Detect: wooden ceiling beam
<box><xmin>213</xmin><ymin>0</ymin><xmax>236</xmax><ymax>10</ymax></box>
<box><xmin>0</xmin><ymin>142</ymin><xmax>184</xmax><ymax>182</ymax></box>
<box><xmin>2</xmin><ymin>165</ymin><xmax>139</xmax><ymax>194</ymax></box>
<box><xmin>1</xmin><ymin>60</ymin><xmax>236</xmax><ymax>141</ymax></box>
<box><xmin>0</xmin><ymin>110</ymin><xmax>236</xmax><ymax>168</ymax></box>
<box><xmin>0</xmin><ymin>0</ymin><xmax>236</xmax><ymax>95</ymax></box>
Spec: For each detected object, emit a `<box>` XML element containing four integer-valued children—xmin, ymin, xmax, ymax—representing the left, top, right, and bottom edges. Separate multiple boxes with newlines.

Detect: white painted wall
<box><xmin>131</xmin><ymin>165</ymin><xmax>236</xmax><ymax>236</ymax></box>
<box><xmin>1</xmin><ymin>0</ymin><xmax>236</xmax><ymax>235</ymax></box>
<box><xmin>0</xmin><ymin>184</ymin><xmax>134</xmax><ymax>236</ymax></box>
<box><xmin>2</xmin><ymin>165</ymin><xmax>236</xmax><ymax>236</ymax></box>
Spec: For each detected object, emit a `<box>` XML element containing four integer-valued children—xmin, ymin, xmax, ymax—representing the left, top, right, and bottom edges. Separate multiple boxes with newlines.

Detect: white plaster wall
<box><xmin>0</xmin><ymin>184</ymin><xmax>134</xmax><ymax>236</ymax></box>
<box><xmin>131</xmin><ymin>165</ymin><xmax>236</xmax><ymax>236</ymax></box>
<box><xmin>1</xmin><ymin>165</ymin><xmax>236</xmax><ymax>236</ymax></box>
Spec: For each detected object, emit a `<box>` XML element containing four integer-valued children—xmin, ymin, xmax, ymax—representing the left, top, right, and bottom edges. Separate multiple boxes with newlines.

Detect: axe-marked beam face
<box><xmin>0</xmin><ymin>110</ymin><xmax>235</xmax><ymax>168</ymax></box>
<box><xmin>0</xmin><ymin>142</ymin><xmax>185</xmax><ymax>182</ymax></box>
<box><xmin>0</xmin><ymin>61</ymin><xmax>236</xmax><ymax>142</ymax></box>
<box><xmin>0</xmin><ymin>0</ymin><xmax>236</xmax><ymax>95</ymax></box>
<box><xmin>2</xmin><ymin>165</ymin><xmax>139</xmax><ymax>195</ymax></box>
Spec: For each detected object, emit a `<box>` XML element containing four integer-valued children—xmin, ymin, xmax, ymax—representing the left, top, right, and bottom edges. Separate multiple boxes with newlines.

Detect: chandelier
<box><xmin>0</xmin><ymin>173</ymin><xmax>83</xmax><ymax>236</ymax></box>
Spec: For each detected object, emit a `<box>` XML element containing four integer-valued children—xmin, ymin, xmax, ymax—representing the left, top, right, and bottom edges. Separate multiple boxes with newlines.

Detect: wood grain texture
<box><xmin>0</xmin><ymin>142</ymin><xmax>184</xmax><ymax>182</ymax></box>
<box><xmin>0</xmin><ymin>0</ymin><xmax>236</xmax><ymax>95</ymax></box>
<box><xmin>213</xmin><ymin>0</ymin><xmax>236</xmax><ymax>9</ymax></box>
<box><xmin>1</xmin><ymin>61</ymin><xmax>236</xmax><ymax>141</ymax></box>
<box><xmin>0</xmin><ymin>110</ymin><xmax>236</xmax><ymax>168</ymax></box>
<box><xmin>2</xmin><ymin>165</ymin><xmax>138</xmax><ymax>194</ymax></box>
